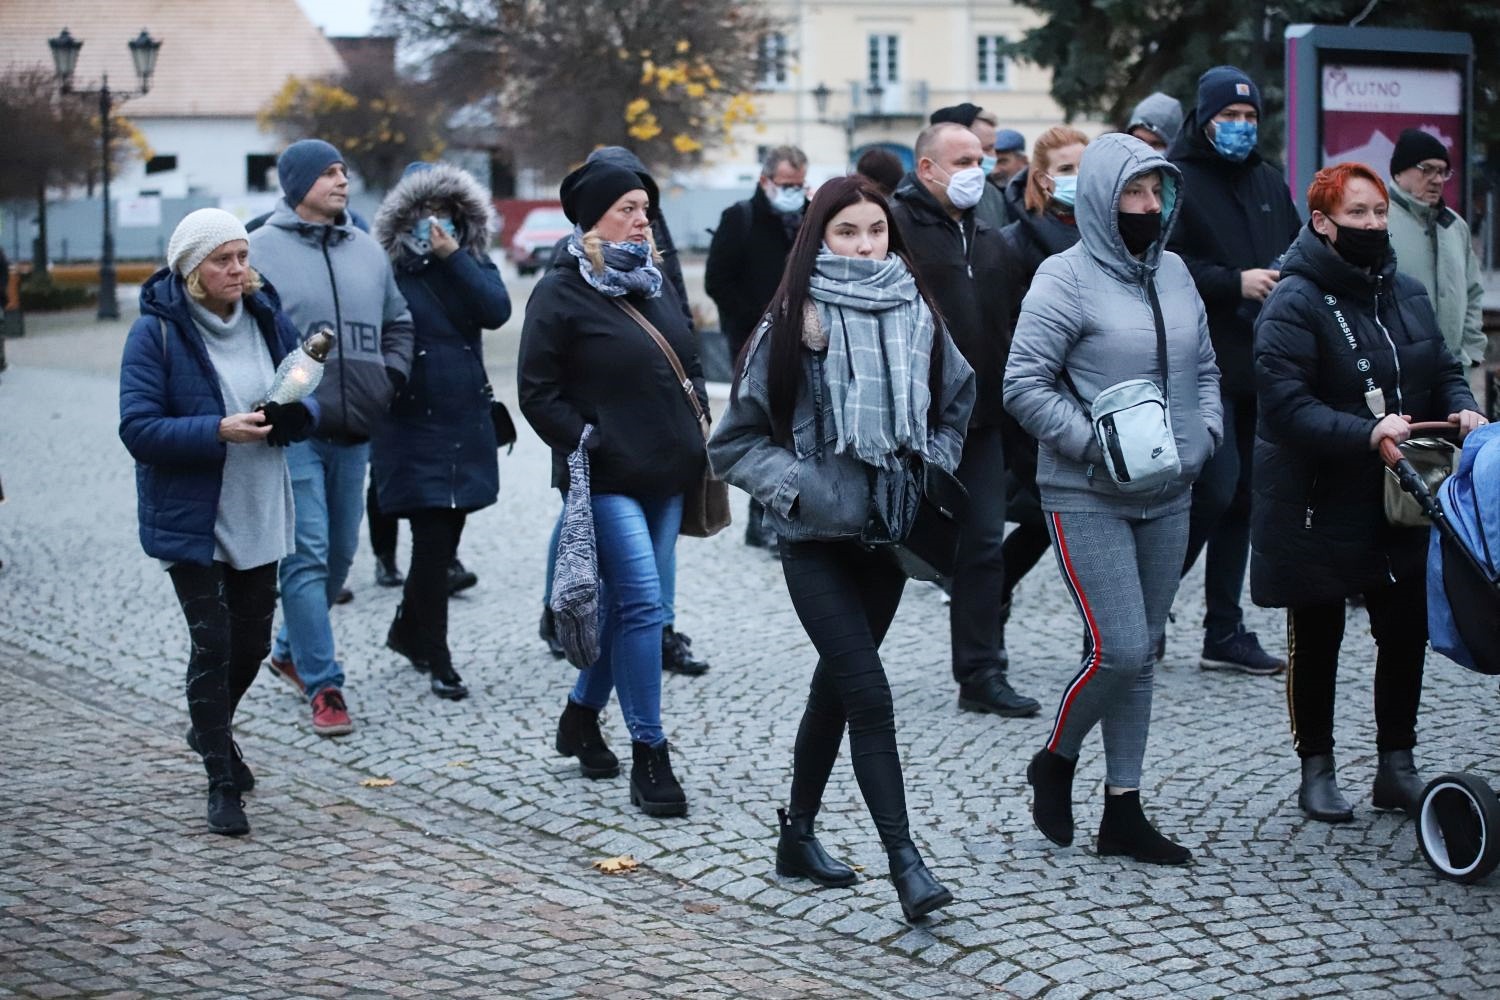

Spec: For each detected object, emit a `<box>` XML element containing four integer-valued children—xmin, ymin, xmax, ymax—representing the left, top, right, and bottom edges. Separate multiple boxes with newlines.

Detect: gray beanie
<box><xmin>167</xmin><ymin>208</ymin><xmax>249</xmax><ymax>277</ymax></box>
<box><xmin>1127</xmin><ymin>92</ymin><xmax>1185</xmax><ymax>145</ymax></box>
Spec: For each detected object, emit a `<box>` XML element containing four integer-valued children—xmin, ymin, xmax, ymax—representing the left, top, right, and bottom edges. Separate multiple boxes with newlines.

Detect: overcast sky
<box><xmin>295</xmin><ymin>0</ymin><xmax>377</xmax><ymax>37</ymax></box>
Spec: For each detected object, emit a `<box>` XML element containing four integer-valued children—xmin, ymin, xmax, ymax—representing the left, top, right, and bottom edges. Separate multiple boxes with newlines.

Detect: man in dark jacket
<box><xmin>891</xmin><ymin>122</ymin><xmax>1039</xmax><ymax>719</ymax></box>
<box><xmin>249</xmin><ymin>138</ymin><xmax>415</xmax><ymax>736</ymax></box>
<box><xmin>1167</xmin><ymin>66</ymin><xmax>1301</xmax><ymax>676</ymax></box>
<box><xmin>706</xmin><ymin>145</ymin><xmax>808</xmax><ymax>549</ymax></box>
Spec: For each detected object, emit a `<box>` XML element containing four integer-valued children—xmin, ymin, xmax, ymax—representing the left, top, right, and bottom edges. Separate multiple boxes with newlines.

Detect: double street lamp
<box><xmin>811</xmin><ymin>80</ymin><xmax>887</xmax><ymax>164</ymax></box>
<box><xmin>47</xmin><ymin>27</ymin><xmax>163</xmax><ymax>320</ymax></box>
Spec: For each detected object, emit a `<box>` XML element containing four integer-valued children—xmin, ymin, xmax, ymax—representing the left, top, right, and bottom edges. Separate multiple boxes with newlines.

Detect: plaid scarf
<box><xmin>808</xmin><ymin>251</ymin><xmax>934</xmax><ymax>470</ymax></box>
<box><xmin>567</xmin><ymin>228</ymin><xmax>663</xmax><ymax>298</ymax></box>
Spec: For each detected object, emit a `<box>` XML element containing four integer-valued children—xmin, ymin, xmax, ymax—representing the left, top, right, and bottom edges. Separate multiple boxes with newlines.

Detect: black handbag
<box><xmin>861</xmin><ymin>453</ymin><xmax>969</xmax><ymax>582</ymax></box>
<box><xmin>485</xmin><ymin>385</ymin><xmax>517</xmax><ymax>452</ymax></box>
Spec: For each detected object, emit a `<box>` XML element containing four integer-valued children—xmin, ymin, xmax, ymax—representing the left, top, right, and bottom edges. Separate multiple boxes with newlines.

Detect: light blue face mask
<box><xmin>1211</xmin><ymin>120</ymin><xmax>1257</xmax><ymax>162</ymax></box>
<box><xmin>980</xmin><ymin>154</ymin><xmax>997</xmax><ymax>175</ymax></box>
<box><xmin>412</xmin><ymin>217</ymin><xmax>458</xmax><ymax>243</ymax></box>
<box><xmin>1050</xmin><ymin>173</ymin><xmax>1078</xmax><ymax>208</ymax></box>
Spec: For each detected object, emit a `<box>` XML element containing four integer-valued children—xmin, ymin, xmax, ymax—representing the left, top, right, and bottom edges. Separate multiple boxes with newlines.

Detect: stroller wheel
<box><xmin>1417</xmin><ymin>773</ymin><xmax>1500</xmax><ymax>884</ymax></box>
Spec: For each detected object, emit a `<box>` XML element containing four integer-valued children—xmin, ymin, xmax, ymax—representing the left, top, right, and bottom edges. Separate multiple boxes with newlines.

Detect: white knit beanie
<box><xmin>167</xmin><ymin>208</ymin><xmax>250</xmax><ymax>277</ymax></box>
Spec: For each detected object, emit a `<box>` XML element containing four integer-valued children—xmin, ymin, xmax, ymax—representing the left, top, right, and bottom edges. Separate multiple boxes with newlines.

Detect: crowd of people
<box><xmin>120</xmin><ymin>63</ymin><xmax>1490</xmax><ymax>919</ymax></box>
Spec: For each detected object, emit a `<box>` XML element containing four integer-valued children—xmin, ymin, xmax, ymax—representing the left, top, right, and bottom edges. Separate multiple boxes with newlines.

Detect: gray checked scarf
<box><xmin>807</xmin><ymin>250</ymin><xmax>935</xmax><ymax>470</ymax></box>
<box><xmin>567</xmin><ymin>227</ymin><xmax>663</xmax><ymax>299</ymax></box>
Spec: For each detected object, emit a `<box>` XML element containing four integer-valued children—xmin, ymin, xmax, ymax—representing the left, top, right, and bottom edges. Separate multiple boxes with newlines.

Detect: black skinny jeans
<box><xmin>167</xmin><ymin>561</ymin><xmax>279</xmax><ymax>787</ymax></box>
<box><xmin>1287</xmin><ymin>572</ymin><xmax>1428</xmax><ymax>758</ymax></box>
<box><xmin>395</xmin><ymin>509</ymin><xmax>468</xmax><ymax>668</ymax></box>
<box><xmin>781</xmin><ymin>540</ymin><xmax>913</xmax><ymax>853</ymax></box>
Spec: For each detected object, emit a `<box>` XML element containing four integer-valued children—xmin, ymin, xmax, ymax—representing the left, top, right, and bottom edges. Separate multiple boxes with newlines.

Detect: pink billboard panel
<box><xmin>1321</xmin><ymin>64</ymin><xmax>1463</xmax><ymax>206</ymax></box>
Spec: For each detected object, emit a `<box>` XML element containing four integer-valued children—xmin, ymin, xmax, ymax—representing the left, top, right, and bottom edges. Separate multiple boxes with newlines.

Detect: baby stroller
<box><xmin>1382</xmin><ymin>421</ymin><xmax>1500</xmax><ymax>883</ymax></box>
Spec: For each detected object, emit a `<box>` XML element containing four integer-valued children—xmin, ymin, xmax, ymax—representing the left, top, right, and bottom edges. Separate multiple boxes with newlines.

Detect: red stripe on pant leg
<box><xmin>1047</xmin><ymin>511</ymin><xmax>1103</xmax><ymax>752</ymax></box>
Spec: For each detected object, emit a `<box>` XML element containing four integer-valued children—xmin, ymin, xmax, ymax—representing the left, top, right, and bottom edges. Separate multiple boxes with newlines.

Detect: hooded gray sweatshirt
<box><xmin>1004</xmin><ymin>132</ymin><xmax>1222</xmax><ymax>516</ymax></box>
<box><xmin>248</xmin><ymin>201</ymin><xmax>414</xmax><ymax>441</ymax></box>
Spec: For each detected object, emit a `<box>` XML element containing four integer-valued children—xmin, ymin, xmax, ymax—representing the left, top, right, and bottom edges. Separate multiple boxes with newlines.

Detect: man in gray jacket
<box><xmin>249</xmin><ymin>138</ymin><xmax>414</xmax><ymax>736</ymax></box>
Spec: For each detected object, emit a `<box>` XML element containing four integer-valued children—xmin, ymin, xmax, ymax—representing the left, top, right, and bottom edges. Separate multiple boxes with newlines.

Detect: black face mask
<box><xmin>1118</xmin><ymin>211</ymin><xmax>1162</xmax><ymax>256</ymax></box>
<box><xmin>1330</xmin><ymin>222</ymin><xmax>1389</xmax><ymax>269</ymax></box>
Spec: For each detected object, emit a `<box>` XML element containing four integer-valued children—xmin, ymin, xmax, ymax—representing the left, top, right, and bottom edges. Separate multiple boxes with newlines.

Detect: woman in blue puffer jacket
<box><xmin>119</xmin><ymin>208</ymin><xmax>317</xmax><ymax>837</ymax></box>
<box><xmin>370</xmin><ymin>163</ymin><xmax>511</xmax><ymax>702</ymax></box>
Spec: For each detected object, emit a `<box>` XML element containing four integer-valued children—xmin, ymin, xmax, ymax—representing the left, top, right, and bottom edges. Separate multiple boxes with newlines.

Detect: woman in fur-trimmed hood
<box><xmin>370</xmin><ymin>161</ymin><xmax>512</xmax><ymax>703</ymax></box>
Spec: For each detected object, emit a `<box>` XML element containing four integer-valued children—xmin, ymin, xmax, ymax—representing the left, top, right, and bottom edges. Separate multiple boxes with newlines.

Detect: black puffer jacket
<box><xmin>891</xmin><ymin>172</ymin><xmax>1014</xmax><ymax>426</ymax></box>
<box><xmin>1001</xmin><ymin>208</ymin><xmax>1080</xmax><ymax>316</ymax></box>
<box><xmin>1250</xmin><ymin>223</ymin><xmax>1475</xmax><ymax>609</ymax></box>
<box><xmin>1168</xmin><ymin>111</ymin><xmax>1302</xmax><ymax>396</ymax></box>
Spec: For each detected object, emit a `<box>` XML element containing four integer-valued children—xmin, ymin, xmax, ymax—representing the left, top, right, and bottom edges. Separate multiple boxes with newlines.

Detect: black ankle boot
<box><xmin>662</xmin><ymin>627</ymin><xmax>710</xmax><ymax>676</ymax></box>
<box><xmin>447</xmin><ymin>558</ymin><xmax>478</xmax><ymax>595</ymax></box>
<box><xmin>1372</xmin><ymin>749</ymin><xmax>1425</xmax><ymax>818</ymax></box>
<box><xmin>1027</xmin><ymin>748</ymin><xmax>1077</xmax><ymax>846</ymax></box>
<box><xmin>1298</xmin><ymin>753</ymin><xmax>1354</xmax><ymax>823</ymax></box>
<box><xmin>374</xmin><ymin>552</ymin><xmax>404</xmax><ymax>587</ymax></box>
<box><xmin>630</xmin><ymin>740</ymin><xmax>687</xmax><ymax>817</ymax></box>
<box><xmin>206</xmin><ymin>782</ymin><xmax>249</xmax><ymax>836</ymax></box>
<box><xmin>556</xmin><ymin>700</ymin><xmax>620</xmax><ymax>779</ymax></box>
<box><xmin>186</xmin><ymin>727</ymin><xmax>254</xmax><ymax>792</ymax></box>
<box><xmin>887</xmin><ymin>844</ymin><xmax>953</xmax><ymax>921</ymax></box>
<box><xmin>775</xmin><ymin>807</ymin><xmax>857</xmax><ymax>887</ymax></box>
<box><xmin>1096</xmin><ymin>787</ymin><xmax>1192</xmax><ymax>865</ymax></box>
<box><xmin>428</xmin><ymin>661</ymin><xmax>468</xmax><ymax>701</ymax></box>
<box><xmin>386</xmin><ymin>607</ymin><xmax>428</xmax><ymax>673</ymax></box>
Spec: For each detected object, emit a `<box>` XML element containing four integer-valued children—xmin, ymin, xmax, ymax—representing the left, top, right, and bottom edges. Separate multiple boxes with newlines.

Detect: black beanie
<box><xmin>1390</xmin><ymin>128</ymin><xmax>1449</xmax><ymax>177</ymax></box>
<box><xmin>559</xmin><ymin>161</ymin><xmax>644</xmax><ymax>231</ymax></box>
<box><xmin>1195</xmin><ymin>65</ymin><xmax>1260</xmax><ymax>122</ymax></box>
<box><xmin>929</xmin><ymin>102</ymin><xmax>983</xmax><ymax>128</ymax></box>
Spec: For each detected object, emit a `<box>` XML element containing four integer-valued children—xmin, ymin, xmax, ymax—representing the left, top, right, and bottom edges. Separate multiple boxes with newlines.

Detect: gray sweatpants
<box><xmin>1043</xmin><ymin>506</ymin><xmax>1189</xmax><ymax>788</ymax></box>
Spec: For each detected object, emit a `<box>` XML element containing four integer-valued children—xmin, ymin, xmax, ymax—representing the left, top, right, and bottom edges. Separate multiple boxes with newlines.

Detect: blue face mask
<box><xmin>1050</xmin><ymin>174</ymin><xmax>1078</xmax><ymax>208</ymax></box>
<box><xmin>980</xmin><ymin>154</ymin><xmax>997</xmax><ymax>175</ymax></box>
<box><xmin>412</xmin><ymin>217</ymin><xmax>458</xmax><ymax>243</ymax></box>
<box><xmin>1211</xmin><ymin>120</ymin><xmax>1257</xmax><ymax>162</ymax></box>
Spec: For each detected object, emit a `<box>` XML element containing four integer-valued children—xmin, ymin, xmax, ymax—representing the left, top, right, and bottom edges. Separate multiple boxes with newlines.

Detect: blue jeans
<box><xmin>568</xmin><ymin>493</ymin><xmax>683</xmax><ymax>746</ymax></box>
<box><xmin>273</xmin><ymin>438</ymin><xmax>370</xmax><ymax>700</ymax></box>
<box><xmin>545</xmin><ymin>502</ymin><xmax>677</xmax><ymax>626</ymax></box>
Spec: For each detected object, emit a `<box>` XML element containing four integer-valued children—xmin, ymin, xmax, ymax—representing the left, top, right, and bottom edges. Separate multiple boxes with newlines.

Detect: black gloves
<box><xmin>259</xmin><ymin>401</ymin><xmax>312</xmax><ymax>447</ymax></box>
<box><xmin>386</xmin><ymin>366</ymin><xmax>407</xmax><ymax>395</ymax></box>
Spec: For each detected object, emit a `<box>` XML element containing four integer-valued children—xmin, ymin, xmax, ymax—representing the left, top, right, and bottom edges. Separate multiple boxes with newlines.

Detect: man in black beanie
<box><xmin>1386</xmin><ymin>128</ymin><xmax>1487</xmax><ymax>374</ymax></box>
<box><xmin>1167</xmin><ymin>66</ymin><xmax>1301</xmax><ymax>676</ymax></box>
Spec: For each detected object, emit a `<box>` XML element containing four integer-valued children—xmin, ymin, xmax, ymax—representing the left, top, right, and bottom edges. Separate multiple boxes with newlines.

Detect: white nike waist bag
<box><xmin>1088</xmin><ymin>378</ymin><xmax>1181</xmax><ymax>493</ymax></box>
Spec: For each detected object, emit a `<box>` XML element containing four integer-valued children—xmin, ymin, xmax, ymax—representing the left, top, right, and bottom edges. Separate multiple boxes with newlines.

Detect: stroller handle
<box><xmin>1379</xmin><ymin>420</ymin><xmax>1461</xmax><ymax>470</ymax></box>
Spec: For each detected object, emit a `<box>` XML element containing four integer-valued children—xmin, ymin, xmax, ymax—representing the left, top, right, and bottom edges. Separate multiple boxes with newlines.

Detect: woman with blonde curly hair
<box><xmin>518</xmin><ymin>160</ymin><xmax>708</xmax><ymax>818</ymax></box>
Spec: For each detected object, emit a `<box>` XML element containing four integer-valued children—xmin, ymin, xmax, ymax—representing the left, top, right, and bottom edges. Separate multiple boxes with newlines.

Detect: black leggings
<box><xmin>396</xmin><ymin>509</ymin><xmax>468</xmax><ymax>668</ymax></box>
<box><xmin>781</xmin><ymin>540</ymin><xmax>913</xmax><ymax>853</ymax></box>
<box><xmin>367</xmin><ymin>480</ymin><xmax>398</xmax><ymax>562</ymax></box>
<box><xmin>167</xmin><ymin>561</ymin><xmax>279</xmax><ymax>787</ymax></box>
<box><xmin>1287</xmin><ymin>572</ymin><xmax>1428</xmax><ymax>758</ymax></box>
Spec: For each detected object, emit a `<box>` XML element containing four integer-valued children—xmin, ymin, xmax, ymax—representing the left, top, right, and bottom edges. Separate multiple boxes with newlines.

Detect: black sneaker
<box><xmin>206</xmin><ymin>783</ymin><xmax>249</xmax><ymax>836</ymax></box>
<box><xmin>447</xmin><ymin>559</ymin><xmax>478</xmax><ymax>596</ymax></box>
<box><xmin>662</xmin><ymin>627</ymin><xmax>709</xmax><ymax>676</ymax></box>
<box><xmin>1200</xmin><ymin>625</ymin><xmax>1286</xmax><ymax>676</ymax></box>
<box><xmin>374</xmin><ymin>553</ymin><xmax>404</xmax><ymax>588</ymax></box>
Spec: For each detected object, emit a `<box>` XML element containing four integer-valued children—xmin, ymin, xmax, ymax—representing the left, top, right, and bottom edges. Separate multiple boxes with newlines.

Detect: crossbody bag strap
<box><xmin>1317</xmin><ymin>291</ymin><xmax>1387</xmax><ymax>416</ymax></box>
<box><xmin>1146</xmin><ymin>277</ymin><xmax>1170</xmax><ymax>400</ymax></box>
<box><xmin>613</xmin><ymin>298</ymin><xmax>708</xmax><ymax>432</ymax></box>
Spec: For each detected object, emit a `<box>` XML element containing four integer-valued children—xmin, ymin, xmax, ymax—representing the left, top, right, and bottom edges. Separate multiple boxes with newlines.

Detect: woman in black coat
<box><xmin>1251</xmin><ymin>163</ymin><xmax>1485</xmax><ymax>824</ymax></box>
<box><xmin>371</xmin><ymin>162</ymin><xmax>511</xmax><ymax>701</ymax></box>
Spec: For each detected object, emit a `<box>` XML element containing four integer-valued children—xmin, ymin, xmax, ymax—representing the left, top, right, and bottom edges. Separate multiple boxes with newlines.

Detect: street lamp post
<box><xmin>811</xmin><ymin>81</ymin><xmax>888</xmax><ymax>166</ymax></box>
<box><xmin>48</xmin><ymin>27</ymin><xmax>162</xmax><ymax>321</ymax></box>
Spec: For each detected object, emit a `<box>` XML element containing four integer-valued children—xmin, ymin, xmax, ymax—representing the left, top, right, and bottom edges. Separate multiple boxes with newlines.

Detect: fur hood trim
<box><xmin>373</xmin><ymin>163</ymin><xmax>495</xmax><ymax>259</ymax></box>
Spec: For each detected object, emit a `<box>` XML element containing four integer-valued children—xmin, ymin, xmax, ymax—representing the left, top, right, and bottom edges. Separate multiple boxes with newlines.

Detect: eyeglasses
<box><xmin>1415</xmin><ymin>163</ymin><xmax>1454</xmax><ymax>181</ymax></box>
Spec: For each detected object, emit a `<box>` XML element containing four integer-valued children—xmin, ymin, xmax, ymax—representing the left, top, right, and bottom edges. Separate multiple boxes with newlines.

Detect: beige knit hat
<box><xmin>167</xmin><ymin>208</ymin><xmax>249</xmax><ymax>277</ymax></box>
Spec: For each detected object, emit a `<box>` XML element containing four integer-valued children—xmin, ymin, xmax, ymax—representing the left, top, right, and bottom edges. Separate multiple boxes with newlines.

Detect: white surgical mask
<box><xmin>767</xmin><ymin>184</ymin><xmax>805</xmax><ymax>215</ymax></box>
<box><xmin>939</xmin><ymin>165</ymin><xmax>986</xmax><ymax>210</ymax></box>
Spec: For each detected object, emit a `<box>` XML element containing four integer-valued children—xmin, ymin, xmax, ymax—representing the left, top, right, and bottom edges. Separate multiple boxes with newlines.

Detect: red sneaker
<box><xmin>265</xmin><ymin>655</ymin><xmax>306</xmax><ymax>696</ymax></box>
<box><xmin>310</xmin><ymin>688</ymin><xmax>354</xmax><ymax>736</ymax></box>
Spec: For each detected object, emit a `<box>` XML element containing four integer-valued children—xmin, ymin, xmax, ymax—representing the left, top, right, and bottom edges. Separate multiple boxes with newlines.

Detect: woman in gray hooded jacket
<box><xmin>1004</xmin><ymin>132</ymin><xmax>1222</xmax><ymax>865</ymax></box>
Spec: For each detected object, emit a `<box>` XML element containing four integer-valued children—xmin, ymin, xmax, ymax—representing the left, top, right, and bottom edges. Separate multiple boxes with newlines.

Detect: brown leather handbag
<box><xmin>613</xmin><ymin>300</ymin><xmax>731</xmax><ymax>537</ymax></box>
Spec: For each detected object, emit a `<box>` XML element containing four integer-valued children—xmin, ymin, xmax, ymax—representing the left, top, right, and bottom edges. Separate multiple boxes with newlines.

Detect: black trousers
<box><xmin>951</xmin><ymin>423</ymin><xmax>1008</xmax><ymax>684</ymax></box>
<box><xmin>1287</xmin><ymin>572</ymin><xmax>1428</xmax><ymax>758</ymax></box>
<box><xmin>1000</xmin><ymin>414</ymin><xmax>1049</xmax><ymax>614</ymax></box>
<box><xmin>1183</xmin><ymin>390</ymin><xmax>1257</xmax><ymax>638</ymax></box>
<box><xmin>167</xmin><ymin>561</ymin><xmax>279</xmax><ymax>787</ymax></box>
<box><xmin>367</xmin><ymin>480</ymin><xmax>398</xmax><ymax>562</ymax></box>
<box><xmin>781</xmin><ymin>540</ymin><xmax>913</xmax><ymax>853</ymax></box>
<box><xmin>396</xmin><ymin>508</ymin><xmax>468</xmax><ymax>668</ymax></box>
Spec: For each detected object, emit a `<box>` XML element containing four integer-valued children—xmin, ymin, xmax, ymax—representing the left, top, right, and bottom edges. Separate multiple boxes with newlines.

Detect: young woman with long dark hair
<box><xmin>709</xmin><ymin>176</ymin><xmax>975</xmax><ymax>921</ymax></box>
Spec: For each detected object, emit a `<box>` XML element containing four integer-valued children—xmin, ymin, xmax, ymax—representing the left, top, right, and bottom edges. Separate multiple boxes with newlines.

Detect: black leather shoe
<box><xmin>374</xmin><ymin>553</ymin><xmax>404</xmax><ymax>588</ymax></box>
<box><xmin>958</xmin><ymin>671</ymin><xmax>1040</xmax><ymax>717</ymax></box>
<box><xmin>662</xmin><ymin>627</ymin><xmax>709</xmax><ymax>676</ymax></box>
<box><xmin>206</xmin><ymin>783</ymin><xmax>249</xmax><ymax>836</ymax></box>
<box><xmin>1027</xmin><ymin>748</ymin><xmax>1078</xmax><ymax>846</ymax></box>
<box><xmin>429</xmin><ymin>661</ymin><xmax>468</xmax><ymax>701</ymax></box>
<box><xmin>556</xmin><ymin>700</ymin><xmax>620</xmax><ymax>778</ymax></box>
<box><xmin>630</xmin><ymin>740</ymin><xmax>688</xmax><ymax>817</ymax></box>
<box><xmin>539</xmin><ymin>607</ymin><xmax>566</xmax><ymax>660</ymax></box>
<box><xmin>334</xmin><ymin>587</ymin><xmax>353</xmax><ymax>605</ymax></box>
<box><xmin>386</xmin><ymin>608</ymin><xmax>429</xmax><ymax>674</ymax></box>
<box><xmin>186</xmin><ymin>727</ymin><xmax>254</xmax><ymax>792</ymax></box>
<box><xmin>1372</xmin><ymin>749</ymin><xmax>1425</xmax><ymax>818</ymax></box>
<box><xmin>1298</xmin><ymin>754</ymin><xmax>1354</xmax><ymax>823</ymax></box>
<box><xmin>1096</xmin><ymin>787</ymin><xmax>1192</xmax><ymax>865</ymax></box>
<box><xmin>887</xmin><ymin>845</ymin><xmax>952</xmax><ymax>921</ymax></box>
<box><xmin>775</xmin><ymin>807</ymin><xmax>858</xmax><ymax>887</ymax></box>
<box><xmin>447</xmin><ymin>558</ymin><xmax>478</xmax><ymax>595</ymax></box>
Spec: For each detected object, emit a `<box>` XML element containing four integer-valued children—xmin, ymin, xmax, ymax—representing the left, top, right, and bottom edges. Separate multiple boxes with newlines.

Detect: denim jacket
<box><xmin>708</xmin><ymin>319</ymin><xmax>975</xmax><ymax>542</ymax></box>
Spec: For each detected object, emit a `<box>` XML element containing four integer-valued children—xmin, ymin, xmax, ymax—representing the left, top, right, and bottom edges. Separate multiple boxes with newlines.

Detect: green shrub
<box><xmin>19</xmin><ymin>273</ymin><xmax>95</xmax><ymax>311</ymax></box>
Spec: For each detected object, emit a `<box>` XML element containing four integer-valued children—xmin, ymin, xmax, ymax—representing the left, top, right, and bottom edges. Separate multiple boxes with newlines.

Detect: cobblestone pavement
<box><xmin>3</xmin><ymin>308</ymin><xmax>1500</xmax><ymax>998</ymax></box>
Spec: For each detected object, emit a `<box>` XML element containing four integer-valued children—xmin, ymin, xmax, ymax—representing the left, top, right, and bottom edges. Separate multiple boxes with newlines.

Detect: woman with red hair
<box><xmin>1251</xmin><ymin>162</ymin><xmax>1485</xmax><ymax>824</ymax></box>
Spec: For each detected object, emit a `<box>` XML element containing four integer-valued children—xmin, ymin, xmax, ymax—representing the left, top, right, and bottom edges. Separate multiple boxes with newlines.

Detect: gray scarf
<box><xmin>808</xmin><ymin>251</ymin><xmax>934</xmax><ymax>470</ymax></box>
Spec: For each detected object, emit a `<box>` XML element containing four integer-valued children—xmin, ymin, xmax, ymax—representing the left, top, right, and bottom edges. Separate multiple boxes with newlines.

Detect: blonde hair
<box><xmin>579</xmin><ymin>227</ymin><xmax>662</xmax><ymax>274</ymax></box>
<box><xmin>1025</xmin><ymin>126</ymin><xmax>1091</xmax><ymax>214</ymax></box>
<box><xmin>186</xmin><ymin>265</ymin><xmax>264</xmax><ymax>302</ymax></box>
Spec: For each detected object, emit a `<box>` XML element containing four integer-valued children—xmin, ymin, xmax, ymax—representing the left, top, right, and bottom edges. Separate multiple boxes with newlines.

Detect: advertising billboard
<box><xmin>1321</xmin><ymin>64</ymin><xmax>1464</xmax><ymax>206</ymax></box>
